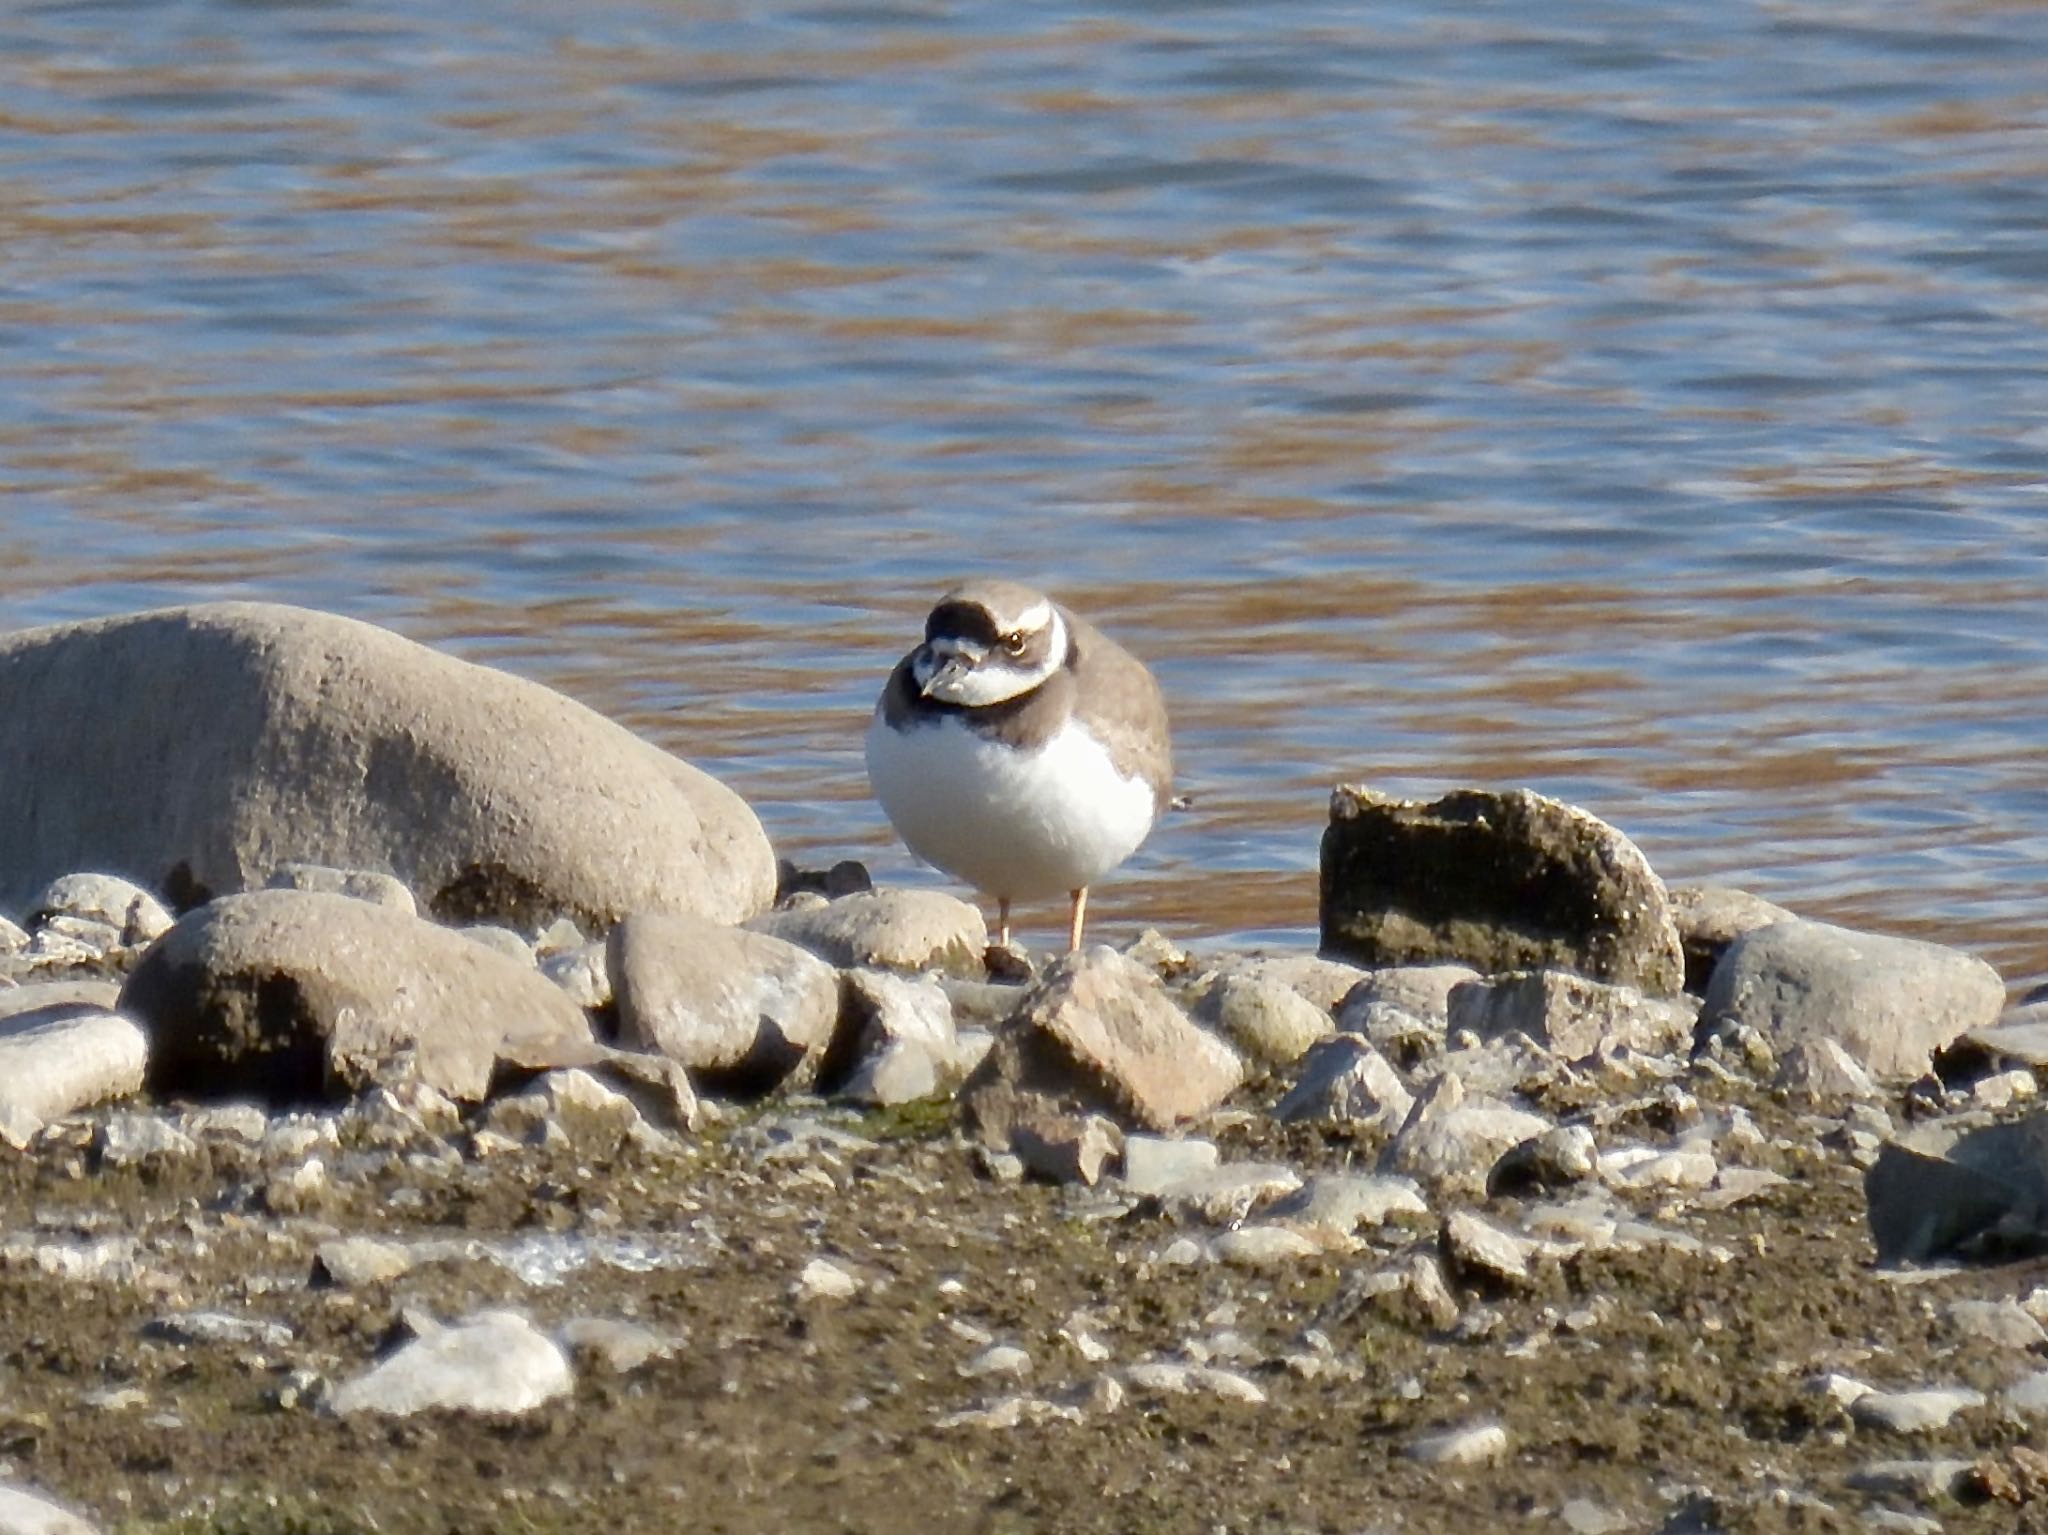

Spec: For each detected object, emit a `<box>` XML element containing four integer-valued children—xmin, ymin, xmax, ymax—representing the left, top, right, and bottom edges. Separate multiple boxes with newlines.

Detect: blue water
<box><xmin>2</xmin><ymin>0</ymin><xmax>2046</xmax><ymax>980</ymax></box>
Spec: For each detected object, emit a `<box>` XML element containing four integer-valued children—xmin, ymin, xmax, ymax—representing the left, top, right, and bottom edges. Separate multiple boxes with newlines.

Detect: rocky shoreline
<box><xmin>1</xmin><ymin>602</ymin><xmax>2046</xmax><ymax>1533</ymax></box>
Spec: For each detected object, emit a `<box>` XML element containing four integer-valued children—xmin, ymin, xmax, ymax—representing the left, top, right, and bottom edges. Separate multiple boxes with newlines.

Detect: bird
<box><xmin>866</xmin><ymin>580</ymin><xmax>1172</xmax><ymax>952</ymax></box>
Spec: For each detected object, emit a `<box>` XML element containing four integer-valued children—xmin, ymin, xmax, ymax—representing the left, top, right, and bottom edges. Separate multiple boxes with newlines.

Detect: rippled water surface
<box><xmin>4</xmin><ymin>0</ymin><xmax>2048</xmax><ymax>982</ymax></box>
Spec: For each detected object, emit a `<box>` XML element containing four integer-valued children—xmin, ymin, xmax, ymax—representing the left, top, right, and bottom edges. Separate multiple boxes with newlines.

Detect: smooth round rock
<box><xmin>1700</xmin><ymin>918</ymin><xmax>2005</xmax><ymax>1080</ymax></box>
<box><xmin>1192</xmin><ymin>972</ymin><xmax>1333</xmax><ymax>1068</ymax></box>
<box><xmin>0</xmin><ymin>602</ymin><xmax>774</xmax><ymax>930</ymax></box>
<box><xmin>121</xmin><ymin>889</ymin><xmax>598</xmax><ymax>1104</ymax></box>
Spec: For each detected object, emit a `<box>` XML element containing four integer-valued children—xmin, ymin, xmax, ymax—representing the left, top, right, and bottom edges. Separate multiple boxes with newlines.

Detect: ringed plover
<box><xmin>866</xmin><ymin>580</ymin><xmax>1171</xmax><ymax>950</ymax></box>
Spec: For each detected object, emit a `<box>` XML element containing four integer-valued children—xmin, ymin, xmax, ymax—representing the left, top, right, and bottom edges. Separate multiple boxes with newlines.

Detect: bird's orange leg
<box><xmin>1067</xmin><ymin>887</ymin><xmax>1088</xmax><ymax>952</ymax></box>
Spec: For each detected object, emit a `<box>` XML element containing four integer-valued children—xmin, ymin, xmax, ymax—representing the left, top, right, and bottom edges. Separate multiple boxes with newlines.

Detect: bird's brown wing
<box><xmin>1062</xmin><ymin>608</ymin><xmax>1172</xmax><ymax>806</ymax></box>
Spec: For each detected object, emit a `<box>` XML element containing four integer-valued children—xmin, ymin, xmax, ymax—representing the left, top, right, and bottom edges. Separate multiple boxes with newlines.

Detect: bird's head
<box><xmin>911</xmin><ymin>580</ymin><xmax>1069</xmax><ymax>707</ymax></box>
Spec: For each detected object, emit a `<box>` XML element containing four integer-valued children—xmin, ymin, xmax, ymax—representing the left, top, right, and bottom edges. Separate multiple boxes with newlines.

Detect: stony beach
<box><xmin>2</xmin><ymin>602</ymin><xmax>2047</xmax><ymax>1534</ymax></box>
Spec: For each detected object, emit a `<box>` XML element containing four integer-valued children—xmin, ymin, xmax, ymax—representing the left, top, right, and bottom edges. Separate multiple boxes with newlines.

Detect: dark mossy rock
<box><xmin>1319</xmin><ymin>785</ymin><xmax>1684</xmax><ymax>997</ymax></box>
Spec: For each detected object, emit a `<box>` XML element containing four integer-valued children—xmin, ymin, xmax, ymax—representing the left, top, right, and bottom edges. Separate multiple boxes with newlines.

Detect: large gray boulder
<box><xmin>0</xmin><ymin>603</ymin><xmax>774</xmax><ymax>929</ymax></box>
<box><xmin>1698</xmin><ymin>918</ymin><xmax>2004</xmax><ymax>1080</ymax></box>
<box><xmin>1321</xmin><ymin>786</ymin><xmax>1684</xmax><ymax>996</ymax></box>
<box><xmin>120</xmin><ymin>890</ymin><xmax>598</xmax><ymax>1104</ymax></box>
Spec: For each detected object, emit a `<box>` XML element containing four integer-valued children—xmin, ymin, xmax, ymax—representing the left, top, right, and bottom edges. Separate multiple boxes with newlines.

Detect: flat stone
<box><xmin>121</xmin><ymin>890</ymin><xmax>597</xmax><ymax>1104</ymax></box>
<box><xmin>1774</xmin><ymin>1036</ymin><xmax>1880</xmax><ymax>1101</ymax></box>
<box><xmin>1699</xmin><ymin>918</ymin><xmax>2004</xmax><ymax>1080</ymax></box>
<box><xmin>97</xmin><ymin>1114</ymin><xmax>198</xmax><ymax>1165</ymax></box>
<box><xmin>326</xmin><ymin>1310</ymin><xmax>573</xmax><ymax>1417</ymax></box>
<box><xmin>1122</xmin><ymin>1362</ymin><xmax>1266</xmax><ymax>1404</ymax></box>
<box><xmin>1406</xmin><ymin>1420</ymin><xmax>1508</xmax><ymax>1466</ymax></box>
<box><xmin>1446</xmin><ymin>969</ymin><xmax>1695</xmax><ymax>1059</ymax></box>
<box><xmin>749</xmin><ymin>889</ymin><xmax>986</xmax><ymax>974</ymax></box>
<box><xmin>1335</xmin><ymin>965</ymin><xmax>1480</xmax><ymax>1030</ymax></box>
<box><xmin>609</xmin><ymin>911</ymin><xmax>840</xmax><ymax>1093</ymax></box>
<box><xmin>144</xmin><ymin>1310</ymin><xmax>294</xmax><ymax>1350</ymax></box>
<box><xmin>960</xmin><ymin>948</ymin><xmax>1244</xmax><ymax>1138</ymax></box>
<box><xmin>2001</xmin><ymin>1370</ymin><xmax>2048</xmax><ymax>1417</ymax></box>
<box><xmin>1944</xmin><ymin>1298</ymin><xmax>2047</xmax><ymax>1349</ymax></box>
<box><xmin>1263</xmin><ymin>1173</ymin><xmax>1428</xmax><ymax>1233</ymax></box>
<box><xmin>959</xmin><ymin>1344</ymin><xmax>1032</xmax><ymax>1380</ymax></box>
<box><xmin>1119</xmin><ymin>1134</ymin><xmax>1221</xmax><ymax>1195</ymax></box>
<box><xmin>1273</xmin><ymin>1035</ymin><xmax>1414</xmax><ymax>1129</ymax></box>
<box><xmin>1137</xmin><ymin>1162</ymin><xmax>1301</xmax><ymax>1225</ymax></box>
<box><xmin>264</xmin><ymin>864</ymin><xmax>417</xmax><ymax>915</ymax></box>
<box><xmin>1667</xmin><ymin>884</ymin><xmax>1796</xmax><ymax>994</ymax></box>
<box><xmin>559</xmin><ymin>1317</ymin><xmax>677</xmax><ymax>1374</ymax></box>
<box><xmin>1210</xmin><ymin>1225</ymin><xmax>1323</xmax><ymax>1267</ymax></box>
<box><xmin>1696</xmin><ymin>1166</ymin><xmax>1789</xmax><ymax>1210</ymax></box>
<box><xmin>1599</xmin><ymin>1143</ymin><xmax>1717</xmax><ymax>1191</ymax></box>
<box><xmin>0</xmin><ymin>1484</ymin><xmax>101</xmax><ymax>1535</ymax></box>
<box><xmin>1321</xmin><ymin>786</ymin><xmax>1683</xmax><ymax>996</ymax></box>
<box><xmin>0</xmin><ymin>1001</ymin><xmax>148</xmax><ymax>1148</ymax></box>
<box><xmin>793</xmin><ymin>1257</ymin><xmax>861</xmax><ymax>1302</ymax></box>
<box><xmin>1849</xmin><ymin>1386</ymin><xmax>1985</xmax><ymax>1434</ymax></box>
<box><xmin>1215</xmin><ymin>954</ymin><xmax>1373</xmax><ymax>1013</ymax></box>
<box><xmin>1190</xmin><ymin>972</ymin><xmax>1332</xmax><ymax>1068</ymax></box>
<box><xmin>0</xmin><ymin>603</ymin><xmax>774</xmax><ymax>928</ymax></box>
<box><xmin>28</xmin><ymin>874</ymin><xmax>173</xmax><ymax>945</ymax></box>
<box><xmin>313</xmin><ymin>1237</ymin><xmax>417</xmax><ymax>1288</ymax></box>
<box><xmin>1442</xmin><ymin>1210</ymin><xmax>1545</xmax><ymax>1288</ymax></box>
<box><xmin>1380</xmin><ymin>1073</ymin><xmax>1551</xmax><ymax>1199</ymax></box>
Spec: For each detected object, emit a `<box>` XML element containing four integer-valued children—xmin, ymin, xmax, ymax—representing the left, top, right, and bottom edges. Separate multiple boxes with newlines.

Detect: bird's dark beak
<box><xmin>919</xmin><ymin>652</ymin><xmax>977</xmax><ymax>699</ymax></box>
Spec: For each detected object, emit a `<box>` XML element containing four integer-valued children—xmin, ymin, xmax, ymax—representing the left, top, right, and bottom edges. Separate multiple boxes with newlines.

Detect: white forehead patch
<box><xmin>1010</xmin><ymin>599</ymin><xmax>1054</xmax><ymax>634</ymax></box>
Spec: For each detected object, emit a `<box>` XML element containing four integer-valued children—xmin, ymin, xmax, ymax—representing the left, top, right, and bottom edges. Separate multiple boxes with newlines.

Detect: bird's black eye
<box><xmin>1002</xmin><ymin>631</ymin><xmax>1028</xmax><ymax>656</ymax></box>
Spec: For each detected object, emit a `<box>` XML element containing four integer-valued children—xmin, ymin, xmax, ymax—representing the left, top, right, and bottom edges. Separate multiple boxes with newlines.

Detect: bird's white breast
<box><xmin>865</xmin><ymin>709</ymin><xmax>1158</xmax><ymax>902</ymax></box>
